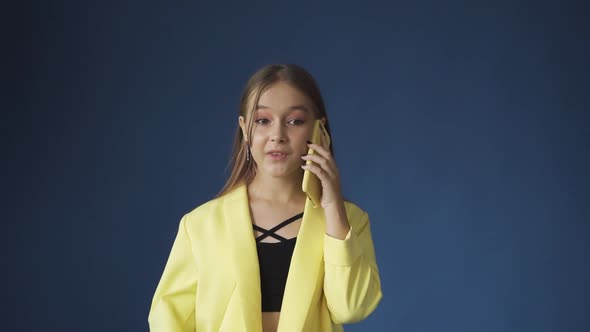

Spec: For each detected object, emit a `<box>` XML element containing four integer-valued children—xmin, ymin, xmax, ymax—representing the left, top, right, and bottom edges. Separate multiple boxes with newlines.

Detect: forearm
<box><xmin>323</xmin><ymin>200</ymin><xmax>351</xmax><ymax>240</ymax></box>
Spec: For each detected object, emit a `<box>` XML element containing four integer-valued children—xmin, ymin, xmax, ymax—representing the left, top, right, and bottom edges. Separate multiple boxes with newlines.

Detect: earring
<box><xmin>246</xmin><ymin>145</ymin><xmax>251</xmax><ymax>162</ymax></box>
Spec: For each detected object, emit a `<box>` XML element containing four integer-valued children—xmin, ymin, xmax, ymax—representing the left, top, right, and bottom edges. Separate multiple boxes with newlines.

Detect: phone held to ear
<box><xmin>302</xmin><ymin>119</ymin><xmax>331</xmax><ymax>208</ymax></box>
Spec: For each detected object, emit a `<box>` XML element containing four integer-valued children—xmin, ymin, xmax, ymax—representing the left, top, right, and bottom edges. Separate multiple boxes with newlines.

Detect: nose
<box><xmin>271</xmin><ymin>135</ymin><xmax>285</xmax><ymax>143</ymax></box>
<box><xmin>270</xmin><ymin>124</ymin><xmax>286</xmax><ymax>142</ymax></box>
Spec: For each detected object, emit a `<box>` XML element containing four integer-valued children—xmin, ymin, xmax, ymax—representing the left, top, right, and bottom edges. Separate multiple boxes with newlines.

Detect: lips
<box><xmin>266</xmin><ymin>150</ymin><xmax>288</xmax><ymax>160</ymax></box>
<box><xmin>267</xmin><ymin>150</ymin><xmax>287</xmax><ymax>156</ymax></box>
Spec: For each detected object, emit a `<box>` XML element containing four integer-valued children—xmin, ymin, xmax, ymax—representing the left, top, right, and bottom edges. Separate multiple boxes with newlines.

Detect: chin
<box><xmin>263</xmin><ymin>164</ymin><xmax>300</xmax><ymax>177</ymax></box>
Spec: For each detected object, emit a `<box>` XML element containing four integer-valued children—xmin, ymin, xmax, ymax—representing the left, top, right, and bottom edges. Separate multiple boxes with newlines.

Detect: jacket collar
<box><xmin>223</xmin><ymin>182</ymin><xmax>325</xmax><ymax>331</ymax></box>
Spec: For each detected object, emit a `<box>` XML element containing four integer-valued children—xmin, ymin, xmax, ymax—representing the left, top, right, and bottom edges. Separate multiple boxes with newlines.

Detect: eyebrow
<box><xmin>256</xmin><ymin>104</ymin><xmax>310</xmax><ymax>113</ymax></box>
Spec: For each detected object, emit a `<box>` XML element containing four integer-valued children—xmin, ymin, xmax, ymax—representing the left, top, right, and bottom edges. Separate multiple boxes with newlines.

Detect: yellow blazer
<box><xmin>148</xmin><ymin>183</ymin><xmax>382</xmax><ymax>331</ymax></box>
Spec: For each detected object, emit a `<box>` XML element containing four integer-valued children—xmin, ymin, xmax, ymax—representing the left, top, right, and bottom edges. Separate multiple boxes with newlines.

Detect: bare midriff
<box><xmin>262</xmin><ymin>312</ymin><xmax>280</xmax><ymax>332</ymax></box>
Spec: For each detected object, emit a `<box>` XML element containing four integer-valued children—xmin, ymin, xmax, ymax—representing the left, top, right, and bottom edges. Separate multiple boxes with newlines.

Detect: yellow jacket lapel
<box><xmin>223</xmin><ymin>184</ymin><xmax>263</xmax><ymax>331</ymax></box>
<box><xmin>278</xmin><ymin>197</ymin><xmax>325</xmax><ymax>331</ymax></box>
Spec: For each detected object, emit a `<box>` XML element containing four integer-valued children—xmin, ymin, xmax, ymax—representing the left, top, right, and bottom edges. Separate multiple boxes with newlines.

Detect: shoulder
<box><xmin>181</xmin><ymin>185</ymin><xmax>242</xmax><ymax>228</ymax></box>
<box><xmin>183</xmin><ymin>196</ymin><xmax>224</xmax><ymax>224</ymax></box>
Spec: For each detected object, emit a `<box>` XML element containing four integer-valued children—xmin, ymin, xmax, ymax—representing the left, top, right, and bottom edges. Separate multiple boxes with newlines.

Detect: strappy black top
<box><xmin>254</xmin><ymin>212</ymin><xmax>304</xmax><ymax>312</ymax></box>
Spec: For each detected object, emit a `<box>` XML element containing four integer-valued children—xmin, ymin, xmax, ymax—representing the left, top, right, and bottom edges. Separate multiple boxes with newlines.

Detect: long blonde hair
<box><xmin>214</xmin><ymin>64</ymin><xmax>334</xmax><ymax>199</ymax></box>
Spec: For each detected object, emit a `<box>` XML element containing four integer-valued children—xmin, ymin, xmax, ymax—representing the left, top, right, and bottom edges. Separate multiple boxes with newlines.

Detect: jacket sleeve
<box><xmin>323</xmin><ymin>209</ymin><xmax>383</xmax><ymax>324</ymax></box>
<box><xmin>148</xmin><ymin>215</ymin><xmax>198</xmax><ymax>332</ymax></box>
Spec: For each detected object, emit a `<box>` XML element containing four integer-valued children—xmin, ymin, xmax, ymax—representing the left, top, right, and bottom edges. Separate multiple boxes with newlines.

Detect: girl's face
<box><xmin>239</xmin><ymin>81</ymin><xmax>324</xmax><ymax>179</ymax></box>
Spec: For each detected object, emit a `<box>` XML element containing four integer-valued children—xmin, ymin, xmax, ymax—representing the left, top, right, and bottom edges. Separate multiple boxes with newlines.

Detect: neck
<box><xmin>248</xmin><ymin>171</ymin><xmax>307</xmax><ymax>205</ymax></box>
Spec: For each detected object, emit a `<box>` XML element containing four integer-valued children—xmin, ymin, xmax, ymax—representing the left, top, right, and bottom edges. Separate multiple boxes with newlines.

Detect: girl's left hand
<box><xmin>301</xmin><ymin>131</ymin><xmax>344</xmax><ymax>209</ymax></box>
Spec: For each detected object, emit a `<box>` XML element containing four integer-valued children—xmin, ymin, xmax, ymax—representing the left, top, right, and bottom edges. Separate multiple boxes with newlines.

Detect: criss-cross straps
<box><xmin>253</xmin><ymin>212</ymin><xmax>304</xmax><ymax>243</ymax></box>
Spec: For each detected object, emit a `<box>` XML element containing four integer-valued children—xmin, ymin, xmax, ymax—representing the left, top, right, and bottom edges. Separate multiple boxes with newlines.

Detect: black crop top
<box><xmin>254</xmin><ymin>212</ymin><xmax>304</xmax><ymax>312</ymax></box>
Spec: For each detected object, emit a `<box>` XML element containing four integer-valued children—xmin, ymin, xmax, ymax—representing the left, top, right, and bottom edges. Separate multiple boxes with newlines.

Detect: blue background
<box><xmin>11</xmin><ymin>0</ymin><xmax>588</xmax><ymax>331</ymax></box>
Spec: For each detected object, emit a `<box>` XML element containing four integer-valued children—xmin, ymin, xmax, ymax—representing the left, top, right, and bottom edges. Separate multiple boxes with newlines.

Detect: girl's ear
<box><xmin>238</xmin><ymin>116</ymin><xmax>248</xmax><ymax>142</ymax></box>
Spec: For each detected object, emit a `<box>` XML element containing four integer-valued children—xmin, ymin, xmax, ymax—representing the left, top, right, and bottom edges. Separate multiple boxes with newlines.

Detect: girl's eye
<box><xmin>255</xmin><ymin>119</ymin><xmax>270</xmax><ymax>125</ymax></box>
<box><xmin>289</xmin><ymin>119</ymin><xmax>305</xmax><ymax>125</ymax></box>
<box><xmin>255</xmin><ymin>119</ymin><xmax>305</xmax><ymax>125</ymax></box>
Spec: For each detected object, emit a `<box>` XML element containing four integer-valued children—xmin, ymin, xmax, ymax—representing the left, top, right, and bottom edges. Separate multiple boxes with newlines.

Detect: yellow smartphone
<box><xmin>302</xmin><ymin>119</ymin><xmax>331</xmax><ymax>208</ymax></box>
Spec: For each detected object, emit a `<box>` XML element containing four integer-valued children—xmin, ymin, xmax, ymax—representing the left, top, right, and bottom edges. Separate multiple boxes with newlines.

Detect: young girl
<box><xmin>148</xmin><ymin>64</ymin><xmax>382</xmax><ymax>331</ymax></box>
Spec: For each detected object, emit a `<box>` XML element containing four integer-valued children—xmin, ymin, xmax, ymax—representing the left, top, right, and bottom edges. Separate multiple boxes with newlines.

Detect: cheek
<box><xmin>251</xmin><ymin>135</ymin><xmax>265</xmax><ymax>149</ymax></box>
<box><xmin>296</xmin><ymin>131</ymin><xmax>312</xmax><ymax>151</ymax></box>
<box><xmin>301</xmin><ymin>127</ymin><xmax>313</xmax><ymax>142</ymax></box>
